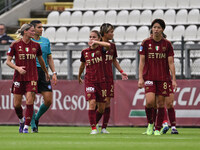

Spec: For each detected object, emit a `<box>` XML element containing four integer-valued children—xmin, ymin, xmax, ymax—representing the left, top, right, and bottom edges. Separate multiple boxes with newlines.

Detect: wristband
<box><xmin>53</xmin><ymin>72</ymin><xmax>57</xmax><ymax>75</ymax></box>
<box><xmin>120</xmin><ymin>70</ymin><xmax>124</xmax><ymax>73</ymax></box>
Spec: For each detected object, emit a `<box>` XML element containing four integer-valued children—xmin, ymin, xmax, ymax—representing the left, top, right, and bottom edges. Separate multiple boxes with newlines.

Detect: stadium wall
<box><xmin>0</xmin><ymin>0</ymin><xmax>55</xmax><ymax>26</ymax></box>
<box><xmin>0</xmin><ymin>80</ymin><xmax>200</xmax><ymax>126</ymax></box>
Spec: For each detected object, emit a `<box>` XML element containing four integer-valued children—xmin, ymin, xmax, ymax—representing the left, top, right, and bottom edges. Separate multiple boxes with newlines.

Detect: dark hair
<box><xmin>151</xmin><ymin>19</ymin><xmax>166</xmax><ymax>30</ymax></box>
<box><xmin>91</xmin><ymin>30</ymin><xmax>101</xmax><ymax>39</ymax></box>
<box><xmin>30</xmin><ymin>20</ymin><xmax>42</xmax><ymax>28</ymax></box>
<box><xmin>100</xmin><ymin>23</ymin><xmax>114</xmax><ymax>37</ymax></box>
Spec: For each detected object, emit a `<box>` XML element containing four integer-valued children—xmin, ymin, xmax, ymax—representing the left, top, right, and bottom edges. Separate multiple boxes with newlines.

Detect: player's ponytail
<box><xmin>16</xmin><ymin>24</ymin><xmax>33</xmax><ymax>38</ymax></box>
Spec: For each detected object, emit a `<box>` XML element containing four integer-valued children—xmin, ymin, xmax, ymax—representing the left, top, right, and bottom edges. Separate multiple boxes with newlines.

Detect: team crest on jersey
<box><xmin>91</xmin><ymin>53</ymin><xmax>95</xmax><ymax>57</ymax></box>
<box><xmin>32</xmin><ymin>48</ymin><xmax>36</xmax><ymax>51</ymax></box>
<box><xmin>96</xmin><ymin>50</ymin><xmax>100</xmax><ymax>55</ymax></box>
<box><xmin>155</xmin><ymin>46</ymin><xmax>159</xmax><ymax>51</ymax></box>
<box><xmin>25</xmin><ymin>47</ymin><xmax>29</xmax><ymax>52</ymax></box>
<box><xmin>148</xmin><ymin>44</ymin><xmax>152</xmax><ymax>50</ymax></box>
<box><xmin>87</xmin><ymin>94</ymin><xmax>91</xmax><ymax>99</ymax></box>
<box><xmin>18</xmin><ymin>46</ymin><xmax>22</xmax><ymax>51</ymax></box>
<box><xmin>162</xmin><ymin>47</ymin><xmax>166</xmax><ymax>51</ymax></box>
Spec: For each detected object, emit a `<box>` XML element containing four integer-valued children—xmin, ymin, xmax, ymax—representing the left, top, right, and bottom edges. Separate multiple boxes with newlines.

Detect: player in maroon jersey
<box><xmin>138</xmin><ymin>19</ymin><xmax>177</xmax><ymax>135</ymax></box>
<box><xmin>95</xmin><ymin>23</ymin><xmax>128</xmax><ymax>134</ymax></box>
<box><xmin>6</xmin><ymin>24</ymin><xmax>50</xmax><ymax>133</ymax></box>
<box><xmin>78</xmin><ymin>30</ymin><xmax>111</xmax><ymax>134</ymax></box>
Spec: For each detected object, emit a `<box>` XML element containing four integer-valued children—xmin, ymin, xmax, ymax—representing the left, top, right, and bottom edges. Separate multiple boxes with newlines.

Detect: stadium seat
<box><xmin>66</xmin><ymin>27</ymin><xmax>79</xmax><ymax>42</ymax></box>
<box><xmin>108</xmin><ymin>0</ymin><xmax>119</xmax><ymax>9</ymax></box>
<box><xmin>152</xmin><ymin>9</ymin><xmax>164</xmax><ymax>21</ymax></box>
<box><xmin>118</xmin><ymin>0</ymin><xmax>132</xmax><ymax>9</ymax></box>
<box><xmin>60</xmin><ymin>59</ymin><xmax>68</xmax><ymax>75</ymax></box>
<box><xmin>197</xmin><ymin>27</ymin><xmax>200</xmax><ymax>40</ymax></box>
<box><xmin>166</xmin><ymin>0</ymin><xmax>178</xmax><ymax>8</ymax></box>
<box><xmin>55</xmin><ymin>27</ymin><xmax>67</xmax><ymax>43</ymax></box>
<box><xmin>125</xmin><ymin>26</ymin><xmax>137</xmax><ymax>42</ymax></box>
<box><xmin>184</xmin><ymin>25</ymin><xmax>197</xmax><ymax>41</ymax></box>
<box><xmin>178</xmin><ymin>0</ymin><xmax>190</xmax><ymax>8</ymax></box>
<box><xmin>164</xmin><ymin>25</ymin><xmax>173</xmax><ymax>41</ymax></box>
<box><xmin>70</xmin><ymin>11</ymin><xmax>82</xmax><ymax>25</ymax></box>
<box><xmin>191</xmin><ymin>58</ymin><xmax>200</xmax><ymax>75</ymax></box>
<box><xmin>93</xmin><ymin>11</ymin><xmax>106</xmax><ymax>25</ymax></box>
<box><xmin>130</xmin><ymin>60</ymin><xmax>137</xmax><ymax>75</ymax></box>
<box><xmin>47</xmin><ymin>11</ymin><xmax>59</xmax><ymax>25</ymax></box>
<box><xmin>116</xmin><ymin>59</ymin><xmax>132</xmax><ymax>75</ymax></box>
<box><xmin>73</xmin><ymin>0</ymin><xmax>85</xmax><ymax>9</ymax></box>
<box><xmin>139</xmin><ymin>10</ymin><xmax>152</xmax><ymax>25</ymax></box>
<box><xmin>53</xmin><ymin>59</ymin><xmax>61</xmax><ymax>74</ymax></box>
<box><xmin>84</xmin><ymin>0</ymin><xmax>96</xmax><ymax>9</ymax></box>
<box><xmin>73</xmin><ymin>59</ymin><xmax>81</xmax><ymax>76</ymax></box>
<box><xmin>114</xmin><ymin>26</ymin><xmax>126</xmax><ymax>42</ymax></box>
<box><xmin>128</xmin><ymin>10</ymin><xmax>140</xmax><ymax>25</ymax></box>
<box><xmin>116</xmin><ymin>10</ymin><xmax>129</xmax><ymax>25</ymax></box>
<box><xmin>59</xmin><ymin>11</ymin><xmax>71</xmax><ymax>25</ymax></box>
<box><xmin>164</xmin><ymin>9</ymin><xmax>176</xmax><ymax>24</ymax></box>
<box><xmin>91</xmin><ymin>26</ymin><xmax>100</xmax><ymax>31</ymax></box>
<box><xmin>172</xmin><ymin>25</ymin><xmax>185</xmax><ymax>41</ymax></box>
<box><xmin>124</xmin><ymin>42</ymin><xmax>134</xmax><ymax>45</ymax></box>
<box><xmin>105</xmin><ymin>10</ymin><xmax>117</xmax><ymax>24</ymax></box>
<box><xmin>136</xmin><ymin>26</ymin><xmax>149</xmax><ymax>42</ymax></box>
<box><xmin>142</xmin><ymin>0</ymin><xmax>155</xmax><ymax>9</ymax></box>
<box><xmin>78</xmin><ymin>26</ymin><xmax>90</xmax><ymax>42</ymax></box>
<box><xmin>82</xmin><ymin>11</ymin><xmax>94</xmax><ymax>25</ymax></box>
<box><xmin>131</xmin><ymin>0</ymin><xmax>143</xmax><ymax>8</ymax></box>
<box><xmin>154</xmin><ymin>0</ymin><xmax>166</xmax><ymax>8</ymax></box>
<box><xmin>176</xmin><ymin>9</ymin><xmax>188</xmax><ymax>24</ymax></box>
<box><xmin>190</xmin><ymin>0</ymin><xmax>199</xmax><ymax>8</ymax></box>
<box><xmin>174</xmin><ymin>58</ymin><xmax>181</xmax><ymax>75</ymax></box>
<box><xmin>78</xmin><ymin>42</ymin><xmax>87</xmax><ymax>45</ymax></box>
<box><xmin>188</xmin><ymin>9</ymin><xmax>199</xmax><ymax>24</ymax></box>
<box><xmin>72</xmin><ymin>51</ymin><xmax>82</xmax><ymax>59</ymax></box>
<box><xmin>95</xmin><ymin>0</ymin><xmax>108</xmax><ymax>9</ymax></box>
<box><xmin>43</xmin><ymin>27</ymin><xmax>56</xmax><ymax>42</ymax></box>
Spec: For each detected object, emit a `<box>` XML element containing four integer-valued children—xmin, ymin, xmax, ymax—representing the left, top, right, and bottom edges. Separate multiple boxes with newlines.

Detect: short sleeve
<box><xmin>113</xmin><ymin>43</ymin><xmax>118</xmax><ymax>59</ymax></box>
<box><xmin>80</xmin><ymin>51</ymin><xmax>85</xmax><ymax>62</ymax></box>
<box><xmin>36</xmin><ymin>44</ymin><xmax>42</xmax><ymax>56</ymax></box>
<box><xmin>7</xmin><ymin>42</ymin><xmax>15</xmax><ymax>57</ymax></box>
<box><xmin>167</xmin><ymin>41</ymin><xmax>174</xmax><ymax>57</ymax></box>
<box><xmin>139</xmin><ymin>40</ymin><xmax>146</xmax><ymax>55</ymax></box>
<box><xmin>47</xmin><ymin>39</ymin><xmax>51</xmax><ymax>55</ymax></box>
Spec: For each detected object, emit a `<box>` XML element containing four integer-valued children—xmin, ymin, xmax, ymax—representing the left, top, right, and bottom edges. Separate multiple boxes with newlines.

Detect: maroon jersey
<box><xmin>81</xmin><ymin>45</ymin><xmax>106</xmax><ymax>83</ymax></box>
<box><xmin>139</xmin><ymin>37</ymin><xmax>174</xmax><ymax>81</ymax></box>
<box><xmin>7</xmin><ymin>39</ymin><xmax>42</xmax><ymax>81</ymax></box>
<box><xmin>103</xmin><ymin>42</ymin><xmax>117</xmax><ymax>82</ymax></box>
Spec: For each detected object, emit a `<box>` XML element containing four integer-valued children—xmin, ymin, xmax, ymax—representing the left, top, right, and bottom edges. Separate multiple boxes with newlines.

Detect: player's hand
<box><xmin>138</xmin><ymin>78</ymin><xmax>144</xmax><ymax>89</ymax></box>
<box><xmin>88</xmin><ymin>40</ymin><xmax>95</xmax><ymax>47</ymax></box>
<box><xmin>45</xmin><ymin>73</ymin><xmax>50</xmax><ymax>81</ymax></box>
<box><xmin>121</xmin><ymin>72</ymin><xmax>128</xmax><ymax>80</ymax></box>
<box><xmin>78</xmin><ymin>78</ymin><xmax>83</xmax><ymax>84</ymax></box>
<box><xmin>17</xmin><ymin>66</ymin><xmax>26</xmax><ymax>75</ymax></box>
<box><xmin>52</xmin><ymin>74</ymin><xmax>57</xmax><ymax>85</ymax></box>
<box><xmin>172</xmin><ymin>80</ymin><xmax>177</xmax><ymax>92</ymax></box>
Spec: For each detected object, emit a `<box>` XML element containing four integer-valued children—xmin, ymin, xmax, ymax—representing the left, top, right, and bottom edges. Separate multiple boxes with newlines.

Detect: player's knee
<box><xmin>44</xmin><ymin>99</ymin><xmax>52</xmax><ymax>106</ymax></box>
<box><xmin>166</xmin><ymin>102</ymin><xmax>173</xmax><ymax>109</ymax></box>
<box><xmin>98</xmin><ymin>108</ymin><xmax>105</xmax><ymax>114</ymax></box>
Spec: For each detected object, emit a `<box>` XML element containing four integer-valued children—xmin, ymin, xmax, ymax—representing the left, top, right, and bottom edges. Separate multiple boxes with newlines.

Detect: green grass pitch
<box><xmin>0</xmin><ymin>126</ymin><xmax>199</xmax><ymax>150</ymax></box>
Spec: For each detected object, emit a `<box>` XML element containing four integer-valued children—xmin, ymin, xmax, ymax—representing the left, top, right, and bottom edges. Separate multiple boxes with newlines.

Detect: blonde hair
<box><xmin>16</xmin><ymin>24</ymin><xmax>33</xmax><ymax>38</ymax></box>
<box><xmin>100</xmin><ymin>23</ymin><xmax>114</xmax><ymax>37</ymax></box>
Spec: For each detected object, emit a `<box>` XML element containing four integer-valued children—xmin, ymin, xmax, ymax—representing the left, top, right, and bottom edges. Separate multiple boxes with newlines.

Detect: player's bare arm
<box><xmin>113</xmin><ymin>58</ymin><xmax>128</xmax><ymax>80</ymax></box>
<box><xmin>138</xmin><ymin>55</ymin><xmax>145</xmax><ymax>88</ymax></box>
<box><xmin>168</xmin><ymin>56</ymin><xmax>177</xmax><ymax>91</ymax></box>
<box><xmin>47</xmin><ymin>54</ymin><xmax>57</xmax><ymax>85</ymax></box>
<box><xmin>78</xmin><ymin>62</ymin><xmax>85</xmax><ymax>84</ymax></box>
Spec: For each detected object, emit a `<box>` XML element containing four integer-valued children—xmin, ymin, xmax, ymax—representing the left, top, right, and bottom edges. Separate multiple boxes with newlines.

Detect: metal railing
<box><xmin>0</xmin><ymin>0</ymin><xmax>25</xmax><ymax>15</ymax></box>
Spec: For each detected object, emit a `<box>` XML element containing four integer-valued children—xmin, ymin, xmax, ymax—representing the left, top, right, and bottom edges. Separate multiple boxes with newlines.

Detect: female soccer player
<box><xmin>138</xmin><ymin>19</ymin><xmax>177</xmax><ymax>135</ymax></box>
<box><xmin>6</xmin><ymin>24</ymin><xmax>50</xmax><ymax>133</ymax></box>
<box><xmin>96</xmin><ymin>23</ymin><xmax>128</xmax><ymax>134</ymax></box>
<box><xmin>78</xmin><ymin>30</ymin><xmax>111</xmax><ymax>134</ymax></box>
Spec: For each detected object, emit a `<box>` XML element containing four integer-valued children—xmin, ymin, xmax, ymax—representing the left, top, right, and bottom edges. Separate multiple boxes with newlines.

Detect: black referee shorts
<box><xmin>37</xmin><ymin>67</ymin><xmax>52</xmax><ymax>93</ymax></box>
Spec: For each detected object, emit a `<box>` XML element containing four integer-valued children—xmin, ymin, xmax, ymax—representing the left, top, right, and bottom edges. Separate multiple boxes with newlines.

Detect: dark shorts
<box><xmin>144</xmin><ymin>80</ymin><xmax>170</xmax><ymax>97</ymax></box>
<box><xmin>85</xmin><ymin>82</ymin><xmax>107</xmax><ymax>102</ymax></box>
<box><xmin>12</xmin><ymin>81</ymin><xmax>38</xmax><ymax>95</ymax></box>
<box><xmin>37</xmin><ymin>67</ymin><xmax>52</xmax><ymax>93</ymax></box>
<box><xmin>106</xmin><ymin>82</ymin><xmax>114</xmax><ymax>98</ymax></box>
